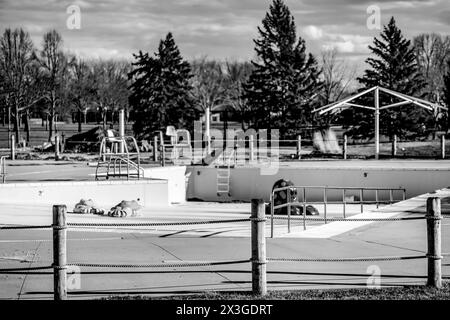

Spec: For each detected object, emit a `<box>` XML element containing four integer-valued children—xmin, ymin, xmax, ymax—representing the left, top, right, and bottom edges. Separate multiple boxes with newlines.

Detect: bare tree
<box><xmin>67</xmin><ymin>57</ymin><xmax>96</xmax><ymax>132</ymax></box>
<box><xmin>414</xmin><ymin>34</ymin><xmax>450</xmax><ymax>135</ymax></box>
<box><xmin>190</xmin><ymin>58</ymin><xmax>227</xmax><ymax>118</ymax></box>
<box><xmin>37</xmin><ymin>30</ymin><xmax>68</xmax><ymax>141</ymax></box>
<box><xmin>20</xmin><ymin>62</ymin><xmax>48</xmax><ymax>143</ymax></box>
<box><xmin>91</xmin><ymin>59</ymin><xmax>130</xmax><ymax>130</ymax></box>
<box><xmin>320</xmin><ymin>48</ymin><xmax>356</xmax><ymax>105</ymax></box>
<box><xmin>0</xmin><ymin>28</ymin><xmax>36</xmax><ymax>142</ymax></box>
<box><xmin>223</xmin><ymin>60</ymin><xmax>253</xmax><ymax>130</ymax></box>
<box><xmin>414</xmin><ymin>33</ymin><xmax>450</xmax><ymax>103</ymax></box>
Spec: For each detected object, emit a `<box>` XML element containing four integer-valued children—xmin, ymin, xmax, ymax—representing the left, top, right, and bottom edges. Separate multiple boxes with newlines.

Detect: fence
<box><xmin>153</xmin><ymin>134</ymin><xmax>448</xmax><ymax>165</ymax></box>
<box><xmin>4</xmin><ymin>134</ymin><xmax>65</xmax><ymax>161</ymax></box>
<box><xmin>0</xmin><ymin>197</ymin><xmax>446</xmax><ymax>299</ymax></box>
<box><xmin>3</xmin><ymin>133</ymin><xmax>446</xmax><ymax>164</ymax></box>
<box><xmin>270</xmin><ymin>185</ymin><xmax>406</xmax><ymax>236</ymax></box>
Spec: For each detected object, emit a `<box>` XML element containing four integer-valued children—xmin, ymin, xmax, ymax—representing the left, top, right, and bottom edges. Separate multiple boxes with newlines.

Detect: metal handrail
<box><xmin>270</xmin><ymin>185</ymin><xmax>407</xmax><ymax>238</ymax></box>
<box><xmin>272</xmin><ymin>186</ymin><xmax>407</xmax><ymax>193</ymax></box>
<box><xmin>113</xmin><ymin>157</ymin><xmax>144</xmax><ymax>179</ymax></box>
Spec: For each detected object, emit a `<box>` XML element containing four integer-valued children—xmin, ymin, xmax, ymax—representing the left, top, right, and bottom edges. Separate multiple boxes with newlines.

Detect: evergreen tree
<box><xmin>352</xmin><ymin>17</ymin><xmax>426</xmax><ymax>139</ymax></box>
<box><xmin>243</xmin><ymin>0</ymin><xmax>322</xmax><ymax>137</ymax></box>
<box><xmin>129</xmin><ymin>33</ymin><xmax>195</xmax><ymax>139</ymax></box>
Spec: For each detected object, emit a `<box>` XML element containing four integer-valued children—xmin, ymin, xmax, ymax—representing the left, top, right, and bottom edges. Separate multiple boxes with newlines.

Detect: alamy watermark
<box><xmin>366</xmin><ymin>4</ymin><xmax>381</xmax><ymax>30</ymax></box>
<box><xmin>171</xmin><ymin>121</ymin><xmax>280</xmax><ymax>175</ymax></box>
<box><xmin>66</xmin><ymin>5</ymin><xmax>81</xmax><ymax>30</ymax></box>
<box><xmin>366</xmin><ymin>265</ymin><xmax>381</xmax><ymax>289</ymax></box>
<box><xmin>67</xmin><ymin>265</ymin><xmax>81</xmax><ymax>290</ymax></box>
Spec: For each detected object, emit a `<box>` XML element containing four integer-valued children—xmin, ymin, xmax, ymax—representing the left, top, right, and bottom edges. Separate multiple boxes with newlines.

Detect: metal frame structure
<box><xmin>96</xmin><ymin>136</ymin><xmax>143</xmax><ymax>180</ymax></box>
<box><xmin>313</xmin><ymin>86</ymin><xmax>448</xmax><ymax>159</ymax></box>
<box><xmin>269</xmin><ymin>185</ymin><xmax>407</xmax><ymax>237</ymax></box>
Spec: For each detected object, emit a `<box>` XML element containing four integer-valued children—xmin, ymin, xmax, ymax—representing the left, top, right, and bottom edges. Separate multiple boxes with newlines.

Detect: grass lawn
<box><xmin>106</xmin><ymin>282</ymin><xmax>450</xmax><ymax>300</ymax></box>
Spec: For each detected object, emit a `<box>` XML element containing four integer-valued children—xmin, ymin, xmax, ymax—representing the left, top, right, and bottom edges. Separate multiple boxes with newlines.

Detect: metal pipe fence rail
<box><xmin>270</xmin><ymin>185</ymin><xmax>406</xmax><ymax>237</ymax></box>
<box><xmin>0</xmin><ymin>197</ymin><xmax>446</xmax><ymax>299</ymax></box>
<box><xmin>186</xmin><ymin>134</ymin><xmax>448</xmax><ymax>160</ymax></box>
<box><xmin>125</xmin><ymin>134</ymin><xmax>449</xmax><ymax>166</ymax></box>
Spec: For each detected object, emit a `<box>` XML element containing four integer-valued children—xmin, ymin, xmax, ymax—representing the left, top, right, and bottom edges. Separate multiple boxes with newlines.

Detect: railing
<box><xmin>106</xmin><ymin>156</ymin><xmax>144</xmax><ymax>179</ymax></box>
<box><xmin>0</xmin><ymin>156</ymin><xmax>5</xmax><ymax>183</ymax></box>
<box><xmin>270</xmin><ymin>185</ymin><xmax>407</xmax><ymax>237</ymax></box>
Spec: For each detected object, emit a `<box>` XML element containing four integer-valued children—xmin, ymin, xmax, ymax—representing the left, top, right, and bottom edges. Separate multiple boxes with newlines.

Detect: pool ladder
<box><xmin>216</xmin><ymin>149</ymin><xmax>235</xmax><ymax>197</ymax></box>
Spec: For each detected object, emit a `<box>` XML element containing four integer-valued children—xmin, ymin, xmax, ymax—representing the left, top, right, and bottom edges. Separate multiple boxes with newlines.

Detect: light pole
<box><xmin>205</xmin><ymin>106</ymin><xmax>211</xmax><ymax>154</ymax></box>
<box><xmin>374</xmin><ymin>86</ymin><xmax>380</xmax><ymax>160</ymax></box>
<box><xmin>119</xmin><ymin>109</ymin><xmax>125</xmax><ymax>154</ymax></box>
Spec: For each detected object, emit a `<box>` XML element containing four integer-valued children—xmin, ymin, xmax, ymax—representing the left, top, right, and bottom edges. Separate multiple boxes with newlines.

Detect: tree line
<box><xmin>129</xmin><ymin>0</ymin><xmax>450</xmax><ymax>141</ymax></box>
<box><xmin>1</xmin><ymin>0</ymin><xmax>450</xmax><ymax>144</ymax></box>
<box><xmin>0</xmin><ymin>28</ymin><xmax>130</xmax><ymax>143</ymax></box>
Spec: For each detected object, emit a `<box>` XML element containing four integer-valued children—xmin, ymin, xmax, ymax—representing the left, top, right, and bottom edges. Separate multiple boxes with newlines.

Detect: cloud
<box><xmin>321</xmin><ymin>34</ymin><xmax>372</xmax><ymax>54</ymax></box>
<box><xmin>0</xmin><ymin>0</ymin><xmax>448</xmax><ymax>71</ymax></box>
<box><xmin>303</xmin><ymin>25</ymin><xmax>323</xmax><ymax>40</ymax></box>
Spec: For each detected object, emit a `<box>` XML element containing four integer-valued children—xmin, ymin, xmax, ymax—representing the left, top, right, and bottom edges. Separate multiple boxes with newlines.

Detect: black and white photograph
<box><xmin>0</xmin><ymin>0</ymin><xmax>450</xmax><ymax>312</ymax></box>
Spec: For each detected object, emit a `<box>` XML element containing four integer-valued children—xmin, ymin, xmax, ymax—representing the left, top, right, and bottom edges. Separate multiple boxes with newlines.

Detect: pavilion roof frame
<box><xmin>312</xmin><ymin>85</ymin><xmax>448</xmax><ymax>159</ymax></box>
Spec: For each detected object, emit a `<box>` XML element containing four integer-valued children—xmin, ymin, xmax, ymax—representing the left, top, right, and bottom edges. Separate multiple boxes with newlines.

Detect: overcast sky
<box><xmin>0</xmin><ymin>0</ymin><xmax>449</xmax><ymax>72</ymax></box>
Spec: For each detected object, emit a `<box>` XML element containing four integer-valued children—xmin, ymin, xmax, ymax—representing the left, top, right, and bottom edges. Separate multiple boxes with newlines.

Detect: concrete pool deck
<box><xmin>1</xmin><ymin>160</ymin><xmax>450</xmax><ymax>299</ymax></box>
<box><xmin>0</xmin><ymin>190</ymin><xmax>449</xmax><ymax>299</ymax></box>
<box><xmin>0</xmin><ymin>185</ymin><xmax>448</xmax><ymax>239</ymax></box>
<box><xmin>0</xmin><ymin>201</ymin><xmax>380</xmax><ymax>238</ymax></box>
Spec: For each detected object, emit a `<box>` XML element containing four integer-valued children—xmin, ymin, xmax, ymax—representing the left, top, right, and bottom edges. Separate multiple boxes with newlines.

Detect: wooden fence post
<box><xmin>296</xmin><ymin>135</ymin><xmax>301</xmax><ymax>159</ymax></box>
<box><xmin>153</xmin><ymin>136</ymin><xmax>158</xmax><ymax>162</ymax></box>
<box><xmin>10</xmin><ymin>135</ymin><xmax>15</xmax><ymax>161</ymax></box>
<box><xmin>251</xmin><ymin>198</ymin><xmax>267</xmax><ymax>296</ymax></box>
<box><xmin>101</xmin><ymin>142</ymin><xmax>106</xmax><ymax>162</ymax></box>
<box><xmin>426</xmin><ymin>197</ymin><xmax>442</xmax><ymax>288</ymax></box>
<box><xmin>343</xmin><ymin>135</ymin><xmax>347</xmax><ymax>160</ymax></box>
<box><xmin>161</xmin><ymin>143</ymin><xmax>166</xmax><ymax>167</ymax></box>
<box><xmin>53</xmin><ymin>205</ymin><xmax>67</xmax><ymax>300</ymax></box>
<box><xmin>249</xmin><ymin>135</ymin><xmax>255</xmax><ymax>162</ymax></box>
<box><xmin>55</xmin><ymin>135</ymin><xmax>60</xmax><ymax>161</ymax></box>
<box><xmin>61</xmin><ymin>133</ymin><xmax>65</xmax><ymax>153</ymax></box>
<box><xmin>441</xmin><ymin>135</ymin><xmax>445</xmax><ymax>159</ymax></box>
<box><xmin>392</xmin><ymin>135</ymin><xmax>397</xmax><ymax>157</ymax></box>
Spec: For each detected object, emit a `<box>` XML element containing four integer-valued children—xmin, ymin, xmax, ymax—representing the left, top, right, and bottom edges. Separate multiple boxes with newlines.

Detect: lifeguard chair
<box><xmin>171</xmin><ymin>128</ymin><xmax>193</xmax><ymax>164</ymax></box>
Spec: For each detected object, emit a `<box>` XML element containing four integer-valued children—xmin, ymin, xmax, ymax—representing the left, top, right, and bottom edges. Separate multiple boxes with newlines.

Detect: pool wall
<box><xmin>186</xmin><ymin>162</ymin><xmax>450</xmax><ymax>202</ymax></box>
<box><xmin>0</xmin><ymin>179</ymin><xmax>169</xmax><ymax>208</ymax></box>
<box><xmin>143</xmin><ymin>166</ymin><xmax>187</xmax><ymax>203</ymax></box>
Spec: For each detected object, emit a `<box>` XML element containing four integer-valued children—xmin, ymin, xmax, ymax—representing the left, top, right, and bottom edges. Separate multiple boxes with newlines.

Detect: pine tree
<box><xmin>354</xmin><ymin>17</ymin><xmax>425</xmax><ymax>139</ymax></box>
<box><xmin>129</xmin><ymin>33</ymin><xmax>195</xmax><ymax>139</ymax></box>
<box><xmin>243</xmin><ymin>0</ymin><xmax>322</xmax><ymax>137</ymax></box>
